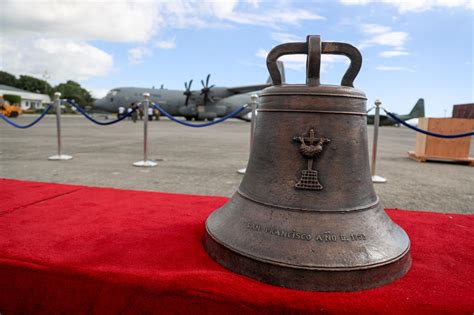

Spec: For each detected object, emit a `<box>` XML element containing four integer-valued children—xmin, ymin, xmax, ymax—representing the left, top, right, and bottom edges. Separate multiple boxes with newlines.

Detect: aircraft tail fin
<box><xmin>266</xmin><ymin>61</ymin><xmax>286</xmax><ymax>84</ymax></box>
<box><xmin>409</xmin><ymin>98</ymin><xmax>425</xmax><ymax>118</ymax></box>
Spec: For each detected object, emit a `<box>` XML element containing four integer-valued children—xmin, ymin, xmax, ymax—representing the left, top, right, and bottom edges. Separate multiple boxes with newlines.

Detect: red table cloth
<box><xmin>0</xmin><ymin>178</ymin><xmax>473</xmax><ymax>314</ymax></box>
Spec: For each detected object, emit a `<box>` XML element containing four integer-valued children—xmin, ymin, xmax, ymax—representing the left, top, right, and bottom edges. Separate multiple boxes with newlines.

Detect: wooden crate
<box><xmin>408</xmin><ymin>118</ymin><xmax>473</xmax><ymax>166</ymax></box>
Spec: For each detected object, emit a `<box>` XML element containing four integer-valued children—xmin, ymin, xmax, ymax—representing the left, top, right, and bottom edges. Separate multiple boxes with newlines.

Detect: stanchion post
<box><xmin>48</xmin><ymin>92</ymin><xmax>72</xmax><ymax>160</ymax></box>
<box><xmin>249</xmin><ymin>94</ymin><xmax>258</xmax><ymax>149</ymax></box>
<box><xmin>238</xmin><ymin>94</ymin><xmax>259</xmax><ymax>174</ymax></box>
<box><xmin>371</xmin><ymin>99</ymin><xmax>387</xmax><ymax>183</ymax></box>
<box><xmin>133</xmin><ymin>93</ymin><xmax>157</xmax><ymax>167</ymax></box>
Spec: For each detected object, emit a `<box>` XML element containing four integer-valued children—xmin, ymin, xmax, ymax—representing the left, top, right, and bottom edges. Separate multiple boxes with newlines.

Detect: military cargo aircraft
<box><xmin>93</xmin><ymin>63</ymin><xmax>285</xmax><ymax>121</ymax></box>
<box><xmin>367</xmin><ymin>98</ymin><xmax>425</xmax><ymax>126</ymax></box>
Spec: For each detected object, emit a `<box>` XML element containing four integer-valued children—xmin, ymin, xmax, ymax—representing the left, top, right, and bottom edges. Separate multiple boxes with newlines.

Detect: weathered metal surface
<box><xmin>204</xmin><ymin>35</ymin><xmax>411</xmax><ymax>291</ymax></box>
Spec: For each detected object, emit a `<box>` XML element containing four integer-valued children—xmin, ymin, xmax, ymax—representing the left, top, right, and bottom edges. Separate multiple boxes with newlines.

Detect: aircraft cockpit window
<box><xmin>107</xmin><ymin>89</ymin><xmax>120</xmax><ymax>96</ymax></box>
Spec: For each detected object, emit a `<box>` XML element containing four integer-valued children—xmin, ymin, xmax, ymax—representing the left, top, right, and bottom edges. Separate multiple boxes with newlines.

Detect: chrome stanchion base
<box><xmin>372</xmin><ymin>175</ymin><xmax>387</xmax><ymax>183</ymax></box>
<box><xmin>237</xmin><ymin>167</ymin><xmax>246</xmax><ymax>174</ymax></box>
<box><xmin>133</xmin><ymin>160</ymin><xmax>158</xmax><ymax>167</ymax></box>
<box><xmin>48</xmin><ymin>154</ymin><xmax>73</xmax><ymax>160</ymax></box>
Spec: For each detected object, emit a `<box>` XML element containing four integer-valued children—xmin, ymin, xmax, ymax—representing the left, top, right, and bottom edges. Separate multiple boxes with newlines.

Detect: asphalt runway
<box><xmin>1</xmin><ymin>115</ymin><xmax>473</xmax><ymax>214</ymax></box>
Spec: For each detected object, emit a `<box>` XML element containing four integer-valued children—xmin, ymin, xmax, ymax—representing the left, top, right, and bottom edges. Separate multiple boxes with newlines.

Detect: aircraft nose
<box><xmin>93</xmin><ymin>98</ymin><xmax>106</xmax><ymax>110</ymax></box>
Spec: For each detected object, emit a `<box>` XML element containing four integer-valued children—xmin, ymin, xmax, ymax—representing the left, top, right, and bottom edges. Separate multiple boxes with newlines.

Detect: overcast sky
<box><xmin>0</xmin><ymin>0</ymin><xmax>472</xmax><ymax>117</ymax></box>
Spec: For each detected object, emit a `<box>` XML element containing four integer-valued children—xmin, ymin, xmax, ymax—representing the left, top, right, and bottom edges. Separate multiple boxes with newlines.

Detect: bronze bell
<box><xmin>204</xmin><ymin>35</ymin><xmax>411</xmax><ymax>292</ymax></box>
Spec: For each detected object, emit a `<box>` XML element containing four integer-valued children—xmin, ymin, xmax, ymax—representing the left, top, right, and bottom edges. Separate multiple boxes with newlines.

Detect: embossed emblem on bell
<box><xmin>204</xmin><ymin>35</ymin><xmax>411</xmax><ymax>291</ymax></box>
<box><xmin>293</xmin><ymin>128</ymin><xmax>330</xmax><ymax>190</ymax></box>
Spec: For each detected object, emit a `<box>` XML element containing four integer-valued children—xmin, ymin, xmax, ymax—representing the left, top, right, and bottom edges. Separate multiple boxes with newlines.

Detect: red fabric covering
<box><xmin>0</xmin><ymin>178</ymin><xmax>473</xmax><ymax>314</ymax></box>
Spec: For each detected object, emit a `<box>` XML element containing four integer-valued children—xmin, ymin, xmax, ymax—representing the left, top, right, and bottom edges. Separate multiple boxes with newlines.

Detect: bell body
<box><xmin>204</xmin><ymin>36</ymin><xmax>411</xmax><ymax>291</ymax></box>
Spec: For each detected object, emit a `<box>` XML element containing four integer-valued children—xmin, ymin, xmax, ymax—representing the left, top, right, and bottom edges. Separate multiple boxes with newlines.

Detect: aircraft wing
<box><xmin>227</xmin><ymin>84</ymin><xmax>271</xmax><ymax>94</ymax></box>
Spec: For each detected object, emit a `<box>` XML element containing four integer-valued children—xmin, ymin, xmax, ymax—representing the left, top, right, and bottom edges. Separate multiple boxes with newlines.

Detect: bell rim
<box><xmin>204</xmin><ymin>231</ymin><xmax>412</xmax><ymax>292</ymax></box>
<box><xmin>205</xmin><ymin>193</ymin><xmax>411</xmax><ymax>270</ymax></box>
<box><xmin>205</xmin><ymin>222</ymin><xmax>410</xmax><ymax>271</ymax></box>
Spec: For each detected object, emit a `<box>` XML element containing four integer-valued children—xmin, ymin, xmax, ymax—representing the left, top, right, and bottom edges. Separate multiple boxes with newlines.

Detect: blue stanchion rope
<box><xmin>64</xmin><ymin>100</ymin><xmax>137</xmax><ymax>126</ymax></box>
<box><xmin>151</xmin><ymin>102</ymin><xmax>247</xmax><ymax>127</ymax></box>
<box><xmin>0</xmin><ymin>103</ymin><xmax>53</xmax><ymax>129</ymax></box>
<box><xmin>383</xmin><ymin>109</ymin><xmax>474</xmax><ymax>138</ymax></box>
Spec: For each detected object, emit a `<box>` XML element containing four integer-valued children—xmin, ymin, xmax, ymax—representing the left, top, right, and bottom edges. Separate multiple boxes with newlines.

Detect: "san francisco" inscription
<box><xmin>245</xmin><ymin>222</ymin><xmax>366</xmax><ymax>243</ymax></box>
<box><xmin>247</xmin><ymin>222</ymin><xmax>312</xmax><ymax>241</ymax></box>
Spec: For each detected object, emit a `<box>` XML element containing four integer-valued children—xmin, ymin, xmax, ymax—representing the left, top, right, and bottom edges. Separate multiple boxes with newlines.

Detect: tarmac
<box><xmin>1</xmin><ymin>114</ymin><xmax>473</xmax><ymax>214</ymax></box>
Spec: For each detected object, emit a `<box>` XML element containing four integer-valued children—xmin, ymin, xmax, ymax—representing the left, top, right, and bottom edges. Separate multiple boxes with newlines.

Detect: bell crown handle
<box><xmin>266</xmin><ymin>35</ymin><xmax>362</xmax><ymax>87</ymax></box>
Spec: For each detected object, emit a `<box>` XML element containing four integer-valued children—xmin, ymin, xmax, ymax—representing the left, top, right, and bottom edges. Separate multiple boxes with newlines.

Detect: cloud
<box><xmin>359</xmin><ymin>24</ymin><xmax>412</xmax><ymax>63</ymax></box>
<box><xmin>0</xmin><ymin>37</ymin><xmax>113</xmax><ymax>82</ymax></box>
<box><xmin>359</xmin><ymin>24</ymin><xmax>409</xmax><ymax>53</ymax></box>
<box><xmin>0</xmin><ymin>0</ymin><xmax>161</xmax><ymax>42</ymax></box>
<box><xmin>128</xmin><ymin>47</ymin><xmax>153</xmax><ymax>64</ymax></box>
<box><xmin>0</xmin><ymin>0</ymin><xmax>327</xmax><ymax>83</ymax></box>
<box><xmin>379</xmin><ymin>50</ymin><xmax>410</xmax><ymax>57</ymax></box>
<box><xmin>160</xmin><ymin>2</ymin><xmax>324</xmax><ymax>29</ymax></box>
<box><xmin>246</xmin><ymin>0</ymin><xmax>262</xmax><ymax>8</ymax></box>
<box><xmin>340</xmin><ymin>0</ymin><xmax>372</xmax><ymax>4</ymax></box>
<box><xmin>224</xmin><ymin>8</ymin><xmax>324</xmax><ymax>27</ymax></box>
<box><xmin>155</xmin><ymin>38</ymin><xmax>176</xmax><ymax>49</ymax></box>
<box><xmin>376</xmin><ymin>65</ymin><xmax>415</xmax><ymax>72</ymax></box>
<box><xmin>271</xmin><ymin>33</ymin><xmax>303</xmax><ymax>43</ymax></box>
<box><xmin>364</xmin><ymin>31</ymin><xmax>409</xmax><ymax>47</ymax></box>
<box><xmin>212</xmin><ymin>0</ymin><xmax>240</xmax><ymax>18</ymax></box>
<box><xmin>340</xmin><ymin>0</ymin><xmax>473</xmax><ymax>13</ymax></box>
<box><xmin>360</xmin><ymin>24</ymin><xmax>392</xmax><ymax>35</ymax></box>
<box><xmin>154</xmin><ymin>1</ymin><xmax>228</xmax><ymax>29</ymax></box>
<box><xmin>1</xmin><ymin>1</ymin><xmax>323</xmax><ymax>43</ymax></box>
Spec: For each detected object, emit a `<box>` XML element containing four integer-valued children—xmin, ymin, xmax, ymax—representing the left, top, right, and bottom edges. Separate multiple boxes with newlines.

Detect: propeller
<box><xmin>200</xmin><ymin>74</ymin><xmax>215</xmax><ymax>105</ymax></box>
<box><xmin>183</xmin><ymin>79</ymin><xmax>193</xmax><ymax>106</ymax></box>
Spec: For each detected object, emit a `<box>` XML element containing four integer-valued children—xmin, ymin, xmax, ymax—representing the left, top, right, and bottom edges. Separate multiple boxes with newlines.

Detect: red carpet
<box><xmin>0</xmin><ymin>178</ymin><xmax>473</xmax><ymax>314</ymax></box>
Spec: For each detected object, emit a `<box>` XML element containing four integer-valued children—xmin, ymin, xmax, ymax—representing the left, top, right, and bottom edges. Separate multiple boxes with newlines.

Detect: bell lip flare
<box><xmin>204</xmin><ymin>192</ymin><xmax>411</xmax><ymax>292</ymax></box>
<box><xmin>206</xmin><ymin>227</ymin><xmax>411</xmax><ymax>272</ymax></box>
<box><xmin>204</xmin><ymin>231</ymin><xmax>412</xmax><ymax>292</ymax></box>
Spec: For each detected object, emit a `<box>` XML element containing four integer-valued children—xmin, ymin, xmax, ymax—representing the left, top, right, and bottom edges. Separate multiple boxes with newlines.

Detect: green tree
<box><xmin>54</xmin><ymin>80</ymin><xmax>93</xmax><ymax>107</ymax></box>
<box><xmin>0</xmin><ymin>71</ymin><xmax>18</xmax><ymax>87</ymax></box>
<box><xmin>3</xmin><ymin>94</ymin><xmax>22</xmax><ymax>105</ymax></box>
<box><xmin>17</xmin><ymin>75</ymin><xmax>52</xmax><ymax>95</ymax></box>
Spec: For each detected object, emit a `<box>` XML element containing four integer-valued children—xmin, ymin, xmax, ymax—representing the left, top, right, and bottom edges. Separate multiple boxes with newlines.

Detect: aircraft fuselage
<box><xmin>93</xmin><ymin>86</ymin><xmax>258</xmax><ymax>121</ymax></box>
